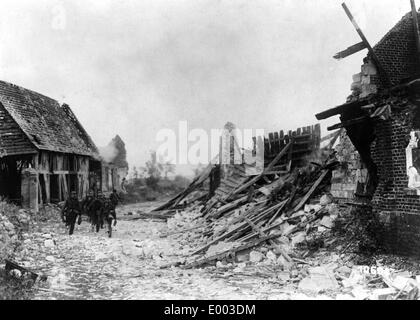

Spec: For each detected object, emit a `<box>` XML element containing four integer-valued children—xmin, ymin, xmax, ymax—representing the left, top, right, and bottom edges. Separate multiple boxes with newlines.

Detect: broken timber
<box><xmin>327</xmin><ymin>116</ymin><xmax>370</xmax><ymax>131</ymax></box>
<box><xmin>292</xmin><ymin>169</ymin><xmax>329</xmax><ymax>212</ymax></box>
<box><xmin>341</xmin><ymin>2</ymin><xmax>390</xmax><ymax>86</ymax></box>
<box><xmin>224</xmin><ymin>140</ymin><xmax>294</xmax><ymax>200</ymax></box>
<box><xmin>183</xmin><ymin>234</ymin><xmax>280</xmax><ymax>269</ymax></box>
<box><xmin>333</xmin><ymin>41</ymin><xmax>367</xmax><ymax>60</ymax></box>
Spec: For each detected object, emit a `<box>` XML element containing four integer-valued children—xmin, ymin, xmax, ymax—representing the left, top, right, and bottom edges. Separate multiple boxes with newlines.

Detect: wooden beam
<box><xmin>327</xmin><ymin>128</ymin><xmax>343</xmax><ymax>149</ymax></box>
<box><xmin>341</xmin><ymin>2</ymin><xmax>390</xmax><ymax>86</ymax></box>
<box><xmin>189</xmin><ymin>204</ymin><xmax>264</xmax><ymax>256</ymax></box>
<box><xmin>225</xmin><ymin>140</ymin><xmax>293</xmax><ymax>199</ymax></box>
<box><xmin>333</xmin><ymin>41</ymin><xmax>367</xmax><ymax>60</ymax></box>
<box><xmin>320</xmin><ymin>130</ymin><xmax>339</xmax><ymax>142</ymax></box>
<box><xmin>184</xmin><ymin>233</ymin><xmax>280</xmax><ymax>269</ymax></box>
<box><xmin>44</xmin><ymin>173</ymin><xmax>50</xmax><ymax>203</ymax></box>
<box><xmin>327</xmin><ymin>116</ymin><xmax>369</xmax><ymax>131</ymax></box>
<box><xmin>411</xmin><ymin>0</ymin><xmax>420</xmax><ymax>66</ymax></box>
<box><xmin>292</xmin><ymin>169</ymin><xmax>329</xmax><ymax>212</ymax></box>
<box><xmin>261</xmin><ymin>170</ymin><xmax>289</xmax><ymax>175</ymax></box>
<box><xmin>317</xmin><ymin>77</ymin><xmax>420</xmax><ymax>121</ymax></box>
<box><xmin>315</xmin><ymin>98</ymin><xmax>370</xmax><ymax>120</ymax></box>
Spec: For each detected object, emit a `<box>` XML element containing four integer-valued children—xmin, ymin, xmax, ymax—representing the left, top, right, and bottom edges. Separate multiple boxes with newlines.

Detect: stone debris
<box><xmin>298</xmin><ymin>266</ymin><xmax>339</xmax><ymax>294</ymax></box>
<box><xmin>44</xmin><ymin>239</ymin><xmax>55</xmax><ymax>248</ymax></box>
<box><xmin>2</xmin><ymin>201</ymin><xmax>420</xmax><ymax>300</ymax></box>
<box><xmin>249</xmin><ymin>251</ymin><xmax>265</xmax><ymax>263</ymax></box>
<box><xmin>369</xmin><ymin>288</ymin><xmax>397</xmax><ymax>300</ymax></box>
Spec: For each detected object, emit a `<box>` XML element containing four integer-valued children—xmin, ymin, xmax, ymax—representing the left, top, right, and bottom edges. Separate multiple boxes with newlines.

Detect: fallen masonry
<box><xmin>124</xmin><ymin>123</ymin><xmax>420</xmax><ymax>300</ymax></box>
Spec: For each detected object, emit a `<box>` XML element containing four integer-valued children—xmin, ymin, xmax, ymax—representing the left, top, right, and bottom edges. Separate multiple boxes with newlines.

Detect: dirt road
<box><xmin>13</xmin><ymin>202</ymin><xmax>315</xmax><ymax>300</ymax></box>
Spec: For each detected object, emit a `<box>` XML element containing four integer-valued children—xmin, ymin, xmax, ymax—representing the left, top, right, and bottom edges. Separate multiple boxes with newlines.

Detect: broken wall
<box><xmin>350</xmin><ymin>60</ymin><xmax>379</xmax><ymax>99</ymax></box>
<box><xmin>331</xmin><ymin>130</ymin><xmax>368</xmax><ymax>200</ymax></box>
<box><xmin>369</xmin><ymin>98</ymin><xmax>420</xmax><ymax>255</ymax></box>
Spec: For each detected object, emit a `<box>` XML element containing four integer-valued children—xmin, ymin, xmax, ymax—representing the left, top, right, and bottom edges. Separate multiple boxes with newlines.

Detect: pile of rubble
<box><xmin>0</xmin><ymin>202</ymin><xmax>32</xmax><ymax>261</ymax></box>
<box><xmin>158</xmin><ymin>193</ymin><xmax>420</xmax><ymax>299</ymax></box>
<box><xmin>153</xmin><ymin>146</ymin><xmax>339</xmax><ymax>267</ymax></box>
<box><xmin>148</xmin><ymin>143</ymin><xmax>420</xmax><ymax>299</ymax></box>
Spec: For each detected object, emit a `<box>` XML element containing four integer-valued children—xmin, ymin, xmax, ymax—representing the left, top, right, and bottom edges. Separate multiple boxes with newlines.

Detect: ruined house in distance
<box><xmin>0</xmin><ymin>80</ymin><xmax>117</xmax><ymax>211</ymax></box>
<box><xmin>316</xmin><ymin>6</ymin><xmax>420</xmax><ymax>255</ymax></box>
<box><xmin>100</xmin><ymin>135</ymin><xmax>129</xmax><ymax>193</ymax></box>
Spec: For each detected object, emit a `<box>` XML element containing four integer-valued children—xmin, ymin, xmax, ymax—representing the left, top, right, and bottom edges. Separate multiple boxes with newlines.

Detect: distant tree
<box><xmin>161</xmin><ymin>160</ymin><xmax>175</xmax><ymax>179</ymax></box>
<box><xmin>132</xmin><ymin>166</ymin><xmax>139</xmax><ymax>180</ymax></box>
<box><xmin>145</xmin><ymin>151</ymin><xmax>163</xmax><ymax>189</ymax></box>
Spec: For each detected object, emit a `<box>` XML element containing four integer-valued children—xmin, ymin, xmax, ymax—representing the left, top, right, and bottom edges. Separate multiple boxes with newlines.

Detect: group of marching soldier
<box><xmin>60</xmin><ymin>189</ymin><xmax>121</xmax><ymax>238</ymax></box>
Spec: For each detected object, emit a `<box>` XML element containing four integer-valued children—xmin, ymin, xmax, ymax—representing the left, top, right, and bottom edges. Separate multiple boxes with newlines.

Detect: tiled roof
<box><xmin>0</xmin><ymin>80</ymin><xmax>99</xmax><ymax>158</ymax></box>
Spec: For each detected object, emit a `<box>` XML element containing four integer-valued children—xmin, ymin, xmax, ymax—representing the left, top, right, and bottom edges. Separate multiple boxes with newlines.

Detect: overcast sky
<box><xmin>0</xmin><ymin>0</ymin><xmax>411</xmax><ymax>176</ymax></box>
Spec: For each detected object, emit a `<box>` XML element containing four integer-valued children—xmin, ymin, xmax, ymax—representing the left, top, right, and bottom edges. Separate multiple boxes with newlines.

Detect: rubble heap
<box><xmin>152</xmin><ymin>142</ymin><xmax>338</xmax><ymax>268</ymax></box>
<box><xmin>0</xmin><ymin>202</ymin><xmax>31</xmax><ymax>261</ymax></box>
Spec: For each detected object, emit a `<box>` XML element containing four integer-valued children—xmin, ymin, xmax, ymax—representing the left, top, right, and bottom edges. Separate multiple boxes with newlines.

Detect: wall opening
<box><xmin>0</xmin><ymin>155</ymin><xmax>32</xmax><ymax>204</ymax></box>
<box><xmin>50</xmin><ymin>174</ymin><xmax>60</xmax><ymax>203</ymax></box>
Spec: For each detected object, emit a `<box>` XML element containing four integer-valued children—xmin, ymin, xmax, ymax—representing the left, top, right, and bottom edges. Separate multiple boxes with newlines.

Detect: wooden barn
<box><xmin>0</xmin><ymin>80</ymin><xmax>103</xmax><ymax>211</ymax></box>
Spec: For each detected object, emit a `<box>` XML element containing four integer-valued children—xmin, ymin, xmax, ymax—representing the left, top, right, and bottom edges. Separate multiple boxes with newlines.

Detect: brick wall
<box><xmin>333</xmin><ymin>9</ymin><xmax>420</xmax><ymax>255</ymax></box>
<box><xmin>370</xmin><ymin>101</ymin><xmax>420</xmax><ymax>255</ymax></box>
<box><xmin>349</xmin><ymin>10</ymin><xmax>419</xmax><ymax>100</ymax></box>
<box><xmin>370</xmin><ymin>10</ymin><xmax>420</xmax><ymax>88</ymax></box>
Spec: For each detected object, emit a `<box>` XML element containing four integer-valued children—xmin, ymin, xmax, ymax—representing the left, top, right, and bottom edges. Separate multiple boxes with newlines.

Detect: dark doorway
<box><xmin>39</xmin><ymin>174</ymin><xmax>47</xmax><ymax>204</ymax></box>
<box><xmin>69</xmin><ymin>174</ymin><xmax>78</xmax><ymax>195</ymax></box>
<box><xmin>50</xmin><ymin>174</ymin><xmax>60</xmax><ymax>203</ymax></box>
<box><xmin>0</xmin><ymin>156</ymin><xmax>32</xmax><ymax>204</ymax></box>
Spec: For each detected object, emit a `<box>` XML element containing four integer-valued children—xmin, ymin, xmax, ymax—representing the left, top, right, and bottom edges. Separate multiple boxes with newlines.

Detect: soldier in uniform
<box><xmin>61</xmin><ymin>191</ymin><xmax>82</xmax><ymax>235</ymax></box>
<box><xmin>110</xmin><ymin>189</ymin><xmax>121</xmax><ymax>208</ymax></box>
<box><xmin>81</xmin><ymin>189</ymin><xmax>95</xmax><ymax>223</ymax></box>
<box><xmin>90</xmin><ymin>191</ymin><xmax>104</xmax><ymax>233</ymax></box>
<box><xmin>102</xmin><ymin>195</ymin><xmax>117</xmax><ymax>238</ymax></box>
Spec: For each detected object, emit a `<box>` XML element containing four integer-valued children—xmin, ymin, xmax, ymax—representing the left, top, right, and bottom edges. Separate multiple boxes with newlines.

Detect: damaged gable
<box><xmin>371</xmin><ymin>10</ymin><xmax>420</xmax><ymax>87</ymax></box>
<box><xmin>350</xmin><ymin>9</ymin><xmax>420</xmax><ymax>100</ymax></box>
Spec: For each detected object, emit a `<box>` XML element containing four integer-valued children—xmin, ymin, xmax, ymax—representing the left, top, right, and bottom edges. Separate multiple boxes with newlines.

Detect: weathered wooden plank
<box><xmin>44</xmin><ymin>173</ymin><xmax>50</xmax><ymax>203</ymax></box>
<box><xmin>315</xmin><ymin>97</ymin><xmax>370</xmax><ymax>120</ymax></box>
<box><xmin>327</xmin><ymin>129</ymin><xmax>342</xmax><ymax>149</ymax></box>
<box><xmin>292</xmin><ymin>169</ymin><xmax>329</xmax><ymax>212</ymax></box>
<box><xmin>184</xmin><ymin>233</ymin><xmax>280</xmax><ymax>269</ymax></box>
<box><xmin>333</xmin><ymin>41</ymin><xmax>367</xmax><ymax>60</ymax></box>
<box><xmin>225</xmin><ymin>140</ymin><xmax>294</xmax><ymax>199</ymax></box>
<box><xmin>327</xmin><ymin>116</ymin><xmax>369</xmax><ymax>131</ymax></box>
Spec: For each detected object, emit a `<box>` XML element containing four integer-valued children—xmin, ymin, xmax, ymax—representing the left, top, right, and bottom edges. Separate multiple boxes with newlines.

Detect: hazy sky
<box><xmin>0</xmin><ymin>0</ymin><xmax>411</xmax><ymax>175</ymax></box>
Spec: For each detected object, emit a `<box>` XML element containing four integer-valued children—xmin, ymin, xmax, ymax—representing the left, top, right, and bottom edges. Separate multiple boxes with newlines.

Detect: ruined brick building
<box><xmin>316</xmin><ymin>8</ymin><xmax>420</xmax><ymax>255</ymax></box>
<box><xmin>0</xmin><ymin>80</ymin><xmax>123</xmax><ymax>211</ymax></box>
